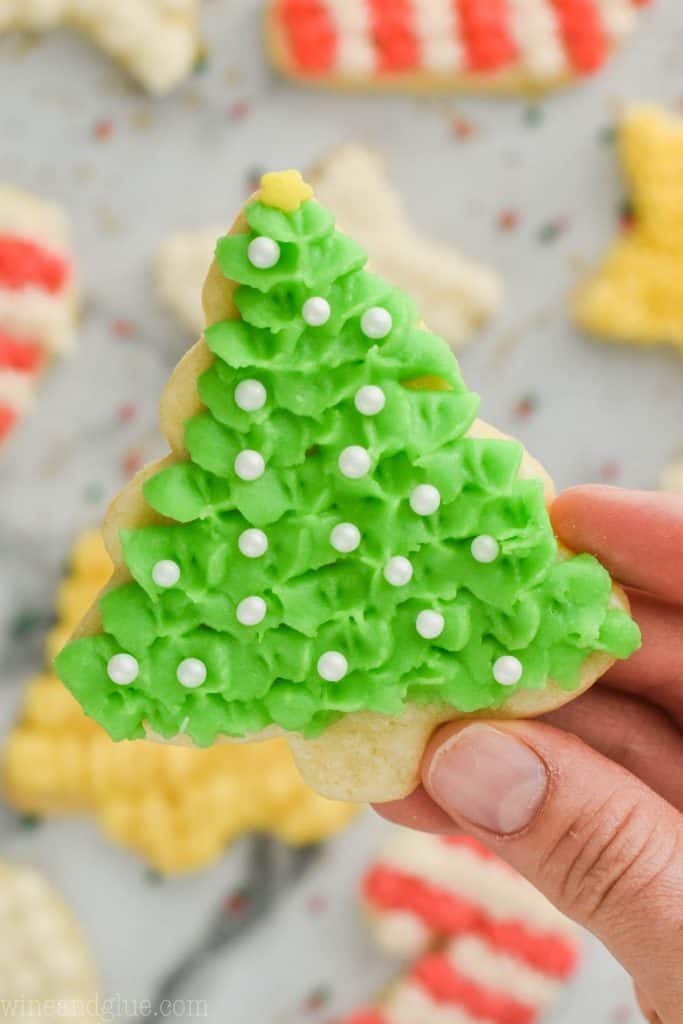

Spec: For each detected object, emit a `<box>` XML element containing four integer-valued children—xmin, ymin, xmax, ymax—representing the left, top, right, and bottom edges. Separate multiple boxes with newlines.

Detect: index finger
<box><xmin>551</xmin><ymin>485</ymin><xmax>683</xmax><ymax>606</ymax></box>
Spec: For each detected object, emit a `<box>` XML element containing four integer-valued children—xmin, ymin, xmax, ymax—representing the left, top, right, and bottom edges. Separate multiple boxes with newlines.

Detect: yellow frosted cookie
<box><xmin>0</xmin><ymin>0</ymin><xmax>201</xmax><ymax>93</ymax></box>
<box><xmin>55</xmin><ymin>172</ymin><xmax>640</xmax><ymax>803</ymax></box>
<box><xmin>575</xmin><ymin>105</ymin><xmax>683</xmax><ymax>352</ymax></box>
<box><xmin>3</xmin><ymin>531</ymin><xmax>356</xmax><ymax>875</ymax></box>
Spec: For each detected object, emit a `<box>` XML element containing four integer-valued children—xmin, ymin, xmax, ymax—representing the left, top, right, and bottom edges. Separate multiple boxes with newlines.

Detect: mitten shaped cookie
<box><xmin>56</xmin><ymin>171</ymin><xmax>640</xmax><ymax>802</ymax></box>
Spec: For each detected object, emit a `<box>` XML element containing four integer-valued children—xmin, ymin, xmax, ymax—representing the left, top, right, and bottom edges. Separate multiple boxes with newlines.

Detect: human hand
<box><xmin>376</xmin><ymin>486</ymin><xmax>683</xmax><ymax>1024</ymax></box>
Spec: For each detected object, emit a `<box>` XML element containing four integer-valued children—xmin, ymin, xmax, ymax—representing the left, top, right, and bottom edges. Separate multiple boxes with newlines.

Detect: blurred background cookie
<box><xmin>0</xmin><ymin>186</ymin><xmax>77</xmax><ymax>451</ymax></box>
<box><xmin>0</xmin><ymin>861</ymin><xmax>98</xmax><ymax>1020</ymax></box>
<box><xmin>574</xmin><ymin>104</ymin><xmax>683</xmax><ymax>352</ymax></box>
<box><xmin>0</xmin><ymin>0</ymin><xmax>201</xmax><ymax>93</ymax></box>
<box><xmin>267</xmin><ymin>0</ymin><xmax>653</xmax><ymax>94</ymax></box>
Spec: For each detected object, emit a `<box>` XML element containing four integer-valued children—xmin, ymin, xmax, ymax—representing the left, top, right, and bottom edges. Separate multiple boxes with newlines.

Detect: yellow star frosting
<box><xmin>2</xmin><ymin>532</ymin><xmax>357</xmax><ymax>875</ymax></box>
<box><xmin>259</xmin><ymin>171</ymin><xmax>314</xmax><ymax>212</ymax></box>
<box><xmin>575</xmin><ymin>106</ymin><xmax>683</xmax><ymax>352</ymax></box>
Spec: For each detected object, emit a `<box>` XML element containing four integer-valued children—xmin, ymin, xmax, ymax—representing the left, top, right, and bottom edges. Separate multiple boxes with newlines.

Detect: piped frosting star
<box><xmin>259</xmin><ymin>170</ymin><xmax>314</xmax><ymax>212</ymax></box>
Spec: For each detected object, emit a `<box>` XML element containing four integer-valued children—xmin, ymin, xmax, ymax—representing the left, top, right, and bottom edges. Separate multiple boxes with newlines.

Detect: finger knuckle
<box><xmin>539</xmin><ymin>791</ymin><xmax>675</xmax><ymax>928</ymax></box>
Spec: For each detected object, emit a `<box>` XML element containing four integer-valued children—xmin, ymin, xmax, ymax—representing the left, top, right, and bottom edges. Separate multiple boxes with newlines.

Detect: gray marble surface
<box><xmin>1</xmin><ymin>0</ymin><xmax>682</xmax><ymax>1020</ymax></box>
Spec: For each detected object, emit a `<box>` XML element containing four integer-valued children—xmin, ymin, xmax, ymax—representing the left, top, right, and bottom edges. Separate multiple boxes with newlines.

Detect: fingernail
<box><xmin>426</xmin><ymin>725</ymin><xmax>548</xmax><ymax>835</ymax></box>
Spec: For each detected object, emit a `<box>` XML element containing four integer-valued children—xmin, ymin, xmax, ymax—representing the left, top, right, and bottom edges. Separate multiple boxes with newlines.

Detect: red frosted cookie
<box><xmin>0</xmin><ymin>187</ymin><xmax>78</xmax><ymax>449</ymax></box>
<box><xmin>267</xmin><ymin>0</ymin><xmax>653</xmax><ymax>94</ymax></box>
<box><xmin>344</xmin><ymin>830</ymin><xmax>579</xmax><ymax>1023</ymax></box>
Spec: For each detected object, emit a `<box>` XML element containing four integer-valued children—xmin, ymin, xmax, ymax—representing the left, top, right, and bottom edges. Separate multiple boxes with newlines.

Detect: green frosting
<box><xmin>55</xmin><ymin>192</ymin><xmax>641</xmax><ymax>746</ymax></box>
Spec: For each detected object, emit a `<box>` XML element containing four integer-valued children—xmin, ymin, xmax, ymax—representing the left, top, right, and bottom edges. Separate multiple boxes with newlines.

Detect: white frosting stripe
<box><xmin>324</xmin><ymin>0</ymin><xmax>376</xmax><ymax>74</ymax></box>
<box><xmin>375</xmin><ymin>833</ymin><xmax>573</xmax><ymax>932</ymax></box>
<box><xmin>506</xmin><ymin>0</ymin><xmax>568</xmax><ymax>78</ymax></box>
<box><xmin>368</xmin><ymin>908</ymin><xmax>432</xmax><ymax>958</ymax></box>
<box><xmin>383</xmin><ymin>981</ymin><xmax>479</xmax><ymax>1024</ymax></box>
<box><xmin>0</xmin><ymin>369</ymin><xmax>38</xmax><ymax>414</ymax></box>
<box><xmin>595</xmin><ymin>0</ymin><xmax>638</xmax><ymax>40</ymax></box>
<box><xmin>412</xmin><ymin>0</ymin><xmax>464</xmax><ymax>73</ymax></box>
<box><xmin>0</xmin><ymin>288</ymin><xmax>76</xmax><ymax>356</ymax></box>
<box><xmin>447</xmin><ymin>935</ymin><xmax>563</xmax><ymax>1009</ymax></box>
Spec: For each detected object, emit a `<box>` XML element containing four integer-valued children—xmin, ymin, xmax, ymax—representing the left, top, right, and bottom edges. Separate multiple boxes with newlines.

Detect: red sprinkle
<box><xmin>121</xmin><ymin>450</ymin><xmax>144</xmax><ymax>478</ymax></box>
<box><xmin>112</xmin><ymin>319</ymin><xmax>135</xmax><ymax>340</ymax></box>
<box><xmin>0</xmin><ymin>235</ymin><xmax>70</xmax><ymax>293</ymax></box>
<box><xmin>498</xmin><ymin>209</ymin><xmax>520</xmax><ymax>232</ymax></box>
<box><xmin>94</xmin><ymin>118</ymin><xmax>114</xmax><ymax>141</ymax></box>
<box><xmin>116</xmin><ymin>402</ymin><xmax>138</xmax><ymax>423</ymax></box>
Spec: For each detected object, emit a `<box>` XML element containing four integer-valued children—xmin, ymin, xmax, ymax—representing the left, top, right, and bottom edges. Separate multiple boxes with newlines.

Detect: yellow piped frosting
<box><xmin>575</xmin><ymin>105</ymin><xmax>683</xmax><ymax>351</ymax></box>
<box><xmin>258</xmin><ymin>170</ymin><xmax>313</xmax><ymax>212</ymax></box>
<box><xmin>2</xmin><ymin>531</ymin><xmax>356</xmax><ymax>875</ymax></box>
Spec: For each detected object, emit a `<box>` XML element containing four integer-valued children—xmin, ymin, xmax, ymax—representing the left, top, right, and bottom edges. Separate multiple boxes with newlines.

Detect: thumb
<box><xmin>422</xmin><ymin>721</ymin><xmax>683</xmax><ymax>1024</ymax></box>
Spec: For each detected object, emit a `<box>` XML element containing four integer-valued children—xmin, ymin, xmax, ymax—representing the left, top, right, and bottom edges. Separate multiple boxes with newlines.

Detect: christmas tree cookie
<box><xmin>55</xmin><ymin>171</ymin><xmax>640</xmax><ymax>802</ymax></box>
<box><xmin>575</xmin><ymin>105</ymin><xmax>683</xmax><ymax>352</ymax></box>
<box><xmin>267</xmin><ymin>0</ymin><xmax>653</xmax><ymax>95</ymax></box>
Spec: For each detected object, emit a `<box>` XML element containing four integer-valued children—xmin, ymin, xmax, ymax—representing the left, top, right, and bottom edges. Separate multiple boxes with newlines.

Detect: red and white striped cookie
<box><xmin>0</xmin><ymin>186</ymin><xmax>78</xmax><ymax>448</ymax></box>
<box><xmin>362</xmin><ymin>831</ymin><xmax>578</xmax><ymax>966</ymax></box>
<box><xmin>342</xmin><ymin>832</ymin><xmax>579</xmax><ymax>1024</ymax></box>
<box><xmin>267</xmin><ymin>0</ymin><xmax>653</xmax><ymax>93</ymax></box>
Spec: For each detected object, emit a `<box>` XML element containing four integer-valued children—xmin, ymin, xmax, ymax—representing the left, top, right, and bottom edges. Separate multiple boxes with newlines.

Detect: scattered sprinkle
<box><xmin>537</xmin><ymin>216</ymin><xmax>569</xmax><ymax>244</ymax></box>
<box><xmin>619</xmin><ymin>198</ymin><xmax>636</xmax><ymax>232</ymax></box>
<box><xmin>83</xmin><ymin>481</ymin><xmax>105</xmax><ymax>503</ymax></box>
<box><xmin>193</xmin><ymin>48</ymin><xmax>210</xmax><ymax>75</ymax></box>
<box><xmin>18</xmin><ymin>814</ymin><xmax>43</xmax><ymax>831</ymax></box>
<box><xmin>93</xmin><ymin>118</ymin><xmax>114</xmax><ymax>141</ymax></box>
<box><xmin>600</xmin><ymin>460</ymin><xmax>622</xmax><ymax>483</ymax></box>
<box><xmin>302</xmin><ymin>986</ymin><xmax>332</xmax><ymax>1014</ymax></box>
<box><xmin>599</xmin><ymin>123</ymin><xmax>617</xmax><ymax>145</ymax></box>
<box><xmin>10</xmin><ymin>609</ymin><xmax>51</xmax><ymax>642</ymax></box>
<box><xmin>144</xmin><ymin>868</ymin><xmax>164</xmax><ymax>884</ymax></box>
<box><xmin>498</xmin><ymin>209</ymin><xmax>520</xmax><ymax>232</ymax></box>
<box><xmin>229</xmin><ymin>99</ymin><xmax>251</xmax><ymax>121</ymax></box>
<box><xmin>524</xmin><ymin>105</ymin><xmax>544</xmax><ymax>126</ymax></box>
<box><xmin>225</xmin><ymin>886</ymin><xmax>250</xmax><ymax>916</ymax></box>
<box><xmin>121</xmin><ymin>449</ymin><xmax>143</xmax><ymax>479</ymax></box>
<box><xmin>513</xmin><ymin>394</ymin><xmax>539</xmax><ymax>420</ymax></box>
<box><xmin>116</xmin><ymin>402</ymin><xmax>138</xmax><ymax>423</ymax></box>
<box><xmin>452</xmin><ymin>115</ymin><xmax>476</xmax><ymax>141</ymax></box>
<box><xmin>307</xmin><ymin>893</ymin><xmax>328</xmax><ymax>914</ymax></box>
<box><xmin>112</xmin><ymin>318</ymin><xmax>135</xmax><ymax>340</ymax></box>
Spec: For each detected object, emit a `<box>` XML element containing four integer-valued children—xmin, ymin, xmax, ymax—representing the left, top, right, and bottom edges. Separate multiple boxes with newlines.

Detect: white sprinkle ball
<box><xmin>493</xmin><ymin>656</ymin><xmax>523</xmax><ymax>686</ymax></box>
<box><xmin>361</xmin><ymin>306</ymin><xmax>393</xmax><ymax>339</ymax></box>
<box><xmin>107</xmin><ymin>654</ymin><xmax>139</xmax><ymax>686</ymax></box>
<box><xmin>416</xmin><ymin>610</ymin><xmax>445</xmax><ymax>639</ymax></box>
<box><xmin>239</xmin><ymin>528</ymin><xmax>268</xmax><ymax>558</ymax></box>
<box><xmin>235</xmin><ymin>449</ymin><xmax>265</xmax><ymax>481</ymax></box>
<box><xmin>471</xmin><ymin>535</ymin><xmax>500</xmax><ymax>564</ymax></box>
<box><xmin>152</xmin><ymin>559</ymin><xmax>181</xmax><ymax>588</ymax></box>
<box><xmin>331</xmin><ymin>523</ymin><xmax>361</xmax><ymax>553</ymax></box>
<box><xmin>410</xmin><ymin>484</ymin><xmax>441</xmax><ymax>516</ymax></box>
<box><xmin>235</xmin><ymin>379</ymin><xmax>267</xmax><ymax>412</ymax></box>
<box><xmin>177</xmin><ymin>658</ymin><xmax>207</xmax><ymax>688</ymax></box>
<box><xmin>236</xmin><ymin>596</ymin><xmax>267</xmax><ymax>626</ymax></box>
<box><xmin>339</xmin><ymin>445</ymin><xmax>371</xmax><ymax>479</ymax></box>
<box><xmin>248</xmin><ymin>236</ymin><xmax>280</xmax><ymax>269</ymax></box>
<box><xmin>317</xmin><ymin>651</ymin><xmax>348</xmax><ymax>682</ymax></box>
<box><xmin>384</xmin><ymin>556</ymin><xmax>414</xmax><ymax>587</ymax></box>
<box><xmin>302</xmin><ymin>296</ymin><xmax>331</xmax><ymax>326</ymax></box>
<box><xmin>355</xmin><ymin>385</ymin><xmax>386</xmax><ymax>416</ymax></box>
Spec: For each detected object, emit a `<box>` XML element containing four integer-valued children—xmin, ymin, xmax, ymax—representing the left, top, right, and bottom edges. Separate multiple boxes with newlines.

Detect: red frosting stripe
<box><xmin>413</xmin><ymin>953</ymin><xmax>536</xmax><ymax>1024</ymax></box>
<box><xmin>548</xmin><ymin>0</ymin><xmax>609</xmax><ymax>72</ymax></box>
<box><xmin>455</xmin><ymin>0</ymin><xmax>518</xmax><ymax>72</ymax></box>
<box><xmin>0</xmin><ymin>332</ymin><xmax>45</xmax><ymax>374</ymax></box>
<box><xmin>367</xmin><ymin>0</ymin><xmax>420</xmax><ymax>73</ymax></box>
<box><xmin>340</xmin><ymin>1012</ymin><xmax>387</xmax><ymax>1024</ymax></box>
<box><xmin>364</xmin><ymin>866</ymin><xmax>578</xmax><ymax>978</ymax></box>
<box><xmin>0</xmin><ymin>405</ymin><xmax>18</xmax><ymax>441</ymax></box>
<box><xmin>0</xmin><ymin>235</ymin><xmax>70</xmax><ymax>294</ymax></box>
<box><xmin>277</xmin><ymin>0</ymin><xmax>338</xmax><ymax>73</ymax></box>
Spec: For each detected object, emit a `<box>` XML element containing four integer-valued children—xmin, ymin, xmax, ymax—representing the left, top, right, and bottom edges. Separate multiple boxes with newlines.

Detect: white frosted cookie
<box><xmin>0</xmin><ymin>862</ymin><xmax>98</xmax><ymax>1021</ymax></box>
<box><xmin>0</xmin><ymin>0</ymin><xmax>201</xmax><ymax>93</ymax></box>
<box><xmin>267</xmin><ymin>0</ymin><xmax>653</xmax><ymax>95</ymax></box>
<box><xmin>0</xmin><ymin>186</ymin><xmax>78</xmax><ymax>448</ymax></box>
<box><xmin>156</xmin><ymin>146</ymin><xmax>500</xmax><ymax>349</ymax></box>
